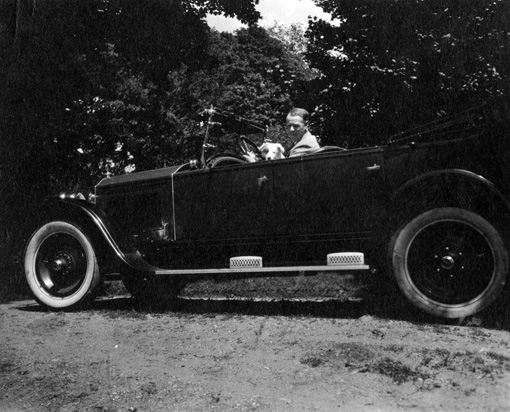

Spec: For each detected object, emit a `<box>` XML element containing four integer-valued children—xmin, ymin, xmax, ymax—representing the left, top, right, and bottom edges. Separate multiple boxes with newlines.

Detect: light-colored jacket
<box><xmin>288</xmin><ymin>131</ymin><xmax>320</xmax><ymax>157</ymax></box>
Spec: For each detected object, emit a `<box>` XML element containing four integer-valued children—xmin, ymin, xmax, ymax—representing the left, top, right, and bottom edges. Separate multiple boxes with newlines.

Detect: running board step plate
<box><xmin>230</xmin><ymin>256</ymin><xmax>263</xmax><ymax>269</ymax></box>
<box><xmin>327</xmin><ymin>252</ymin><xmax>365</xmax><ymax>266</ymax></box>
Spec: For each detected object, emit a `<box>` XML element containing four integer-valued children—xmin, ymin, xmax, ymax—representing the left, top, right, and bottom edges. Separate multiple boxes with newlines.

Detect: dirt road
<box><xmin>1</xmin><ymin>290</ymin><xmax>510</xmax><ymax>412</ymax></box>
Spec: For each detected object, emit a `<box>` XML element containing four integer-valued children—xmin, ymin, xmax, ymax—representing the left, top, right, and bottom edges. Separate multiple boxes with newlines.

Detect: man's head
<box><xmin>286</xmin><ymin>108</ymin><xmax>309</xmax><ymax>143</ymax></box>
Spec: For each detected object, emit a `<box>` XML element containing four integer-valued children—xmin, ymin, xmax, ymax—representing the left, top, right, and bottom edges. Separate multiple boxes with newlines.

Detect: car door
<box><xmin>271</xmin><ymin>148</ymin><xmax>386</xmax><ymax>238</ymax></box>
<box><xmin>172</xmin><ymin>161</ymin><xmax>275</xmax><ymax>241</ymax></box>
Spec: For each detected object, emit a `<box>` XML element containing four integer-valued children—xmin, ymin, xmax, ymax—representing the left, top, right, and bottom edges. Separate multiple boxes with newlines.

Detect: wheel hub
<box><xmin>51</xmin><ymin>252</ymin><xmax>74</xmax><ymax>275</ymax></box>
<box><xmin>441</xmin><ymin>255</ymin><xmax>455</xmax><ymax>270</ymax></box>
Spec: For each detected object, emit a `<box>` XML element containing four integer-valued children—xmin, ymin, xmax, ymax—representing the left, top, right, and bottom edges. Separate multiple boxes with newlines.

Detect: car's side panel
<box><xmin>271</xmin><ymin>149</ymin><xmax>386</xmax><ymax>237</ymax></box>
<box><xmin>172</xmin><ymin>162</ymin><xmax>275</xmax><ymax>241</ymax></box>
<box><xmin>169</xmin><ymin>149</ymin><xmax>388</xmax><ymax>268</ymax></box>
<box><xmin>383</xmin><ymin>136</ymin><xmax>488</xmax><ymax>195</ymax></box>
<box><xmin>96</xmin><ymin>179</ymin><xmax>172</xmax><ymax>242</ymax></box>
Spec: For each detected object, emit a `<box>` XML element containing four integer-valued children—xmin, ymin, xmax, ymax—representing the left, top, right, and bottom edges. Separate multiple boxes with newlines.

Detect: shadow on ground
<box><xmin>6</xmin><ymin>271</ymin><xmax>510</xmax><ymax>331</ymax></box>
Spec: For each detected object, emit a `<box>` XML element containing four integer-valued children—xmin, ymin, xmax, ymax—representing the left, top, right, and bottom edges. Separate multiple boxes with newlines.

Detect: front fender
<box><xmin>38</xmin><ymin>197</ymin><xmax>158</xmax><ymax>275</ymax></box>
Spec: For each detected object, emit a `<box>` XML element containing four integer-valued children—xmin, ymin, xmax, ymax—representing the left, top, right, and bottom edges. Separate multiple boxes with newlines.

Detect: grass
<box><xmin>101</xmin><ymin>271</ymin><xmax>402</xmax><ymax>319</ymax></box>
<box><xmin>300</xmin><ymin>342</ymin><xmax>510</xmax><ymax>385</ymax></box>
<box><xmin>181</xmin><ymin>272</ymin><xmax>369</xmax><ymax>300</ymax></box>
<box><xmin>300</xmin><ymin>356</ymin><xmax>325</xmax><ymax>368</ymax></box>
<box><xmin>370</xmin><ymin>357</ymin><xmax>431</xmax><ymax>384</ymax></box>
<box><xmin>300</xmin><ymin>342</ymin><xmax>432</xmax><ymax>384</ymax></box>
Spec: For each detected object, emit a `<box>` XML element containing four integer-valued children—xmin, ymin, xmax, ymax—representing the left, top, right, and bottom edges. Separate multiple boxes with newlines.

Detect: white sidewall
<box><xmin>24</xmin><ymin>221</ymin><xmax>97</xmax><ymax>309</ymax></box>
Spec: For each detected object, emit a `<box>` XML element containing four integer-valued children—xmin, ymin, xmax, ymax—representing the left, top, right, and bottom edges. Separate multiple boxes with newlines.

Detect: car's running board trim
<box><xmin>154</xmin><ymin>264</ymin><xmax>369</xmax><ymax>275</ymax></box>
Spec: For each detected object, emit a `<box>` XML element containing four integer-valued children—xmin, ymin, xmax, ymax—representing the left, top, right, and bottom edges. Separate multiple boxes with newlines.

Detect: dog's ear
<box><xmin>276</xmin><ymin>144</ymin><xmax>285</xmax><ymax>154</ymax></box>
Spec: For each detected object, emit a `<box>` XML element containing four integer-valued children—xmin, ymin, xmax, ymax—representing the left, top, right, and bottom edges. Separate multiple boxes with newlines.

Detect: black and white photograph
<box><xmin>1</xmin><ymin>0</ymin><xmax>510</xmax><ymax>410</ymax></box>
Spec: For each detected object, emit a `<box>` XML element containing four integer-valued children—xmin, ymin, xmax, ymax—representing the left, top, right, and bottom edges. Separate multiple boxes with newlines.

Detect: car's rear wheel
<box><xmin>391</xmin><ymin>208</ymin><xmax>508</xmax><ymax>319</ymax></box>
<box><xmin>24</xmin><ymin>221</ymin><xmax>101</xmax><ymax>309</ymax></box>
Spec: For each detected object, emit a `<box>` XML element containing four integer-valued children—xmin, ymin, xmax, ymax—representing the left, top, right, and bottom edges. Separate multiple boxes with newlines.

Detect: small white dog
<box><xmin>259</xmin><ymin>142</ymin><xmax>286</xmax><ymax>160</ymax></box>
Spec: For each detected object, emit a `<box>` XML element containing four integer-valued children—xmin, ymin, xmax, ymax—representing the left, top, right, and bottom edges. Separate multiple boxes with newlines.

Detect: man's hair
<box><xmin>287</xmin><ymin>108</ymin><xmax>309</xmax><ymax>123</ymax></box>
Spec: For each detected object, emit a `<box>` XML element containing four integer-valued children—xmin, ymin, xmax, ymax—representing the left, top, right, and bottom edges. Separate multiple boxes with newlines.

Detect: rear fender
<box><xmin>390</xmin><ymin>169</ymin><xmax>510</xmax><ymax>240</ymax></box>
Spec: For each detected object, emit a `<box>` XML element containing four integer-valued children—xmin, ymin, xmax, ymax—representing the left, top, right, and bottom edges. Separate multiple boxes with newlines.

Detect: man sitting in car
<box><xmin>285</xmin><ymin>108</ymin><xmax>320</xmax><ymax>157</ymax></box>
<box><xmin>257</xmin><ymin>108</ymin><xmax>320</xmax><ymax>160</ymax></box>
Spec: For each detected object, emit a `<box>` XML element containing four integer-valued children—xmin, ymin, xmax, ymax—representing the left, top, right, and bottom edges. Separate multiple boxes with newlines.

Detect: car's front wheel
<box><xmin>24</xmin><ymin>221</ymin><xmax>101</xmax><ymax>309</ymax></box>
<box><xmin>391</xmin><ymin>208</ymin><xmax>508</xmax><ymax>319</ymax></box>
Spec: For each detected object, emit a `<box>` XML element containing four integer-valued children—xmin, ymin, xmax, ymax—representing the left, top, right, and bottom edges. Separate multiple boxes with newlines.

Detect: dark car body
<box><xmin>94</xmin><ymin>146</ymin><xmax>385</xmax><ymax>269</ymax></box>
<box><xmin>24</xmin><ymin>103</ymin><xmax>510</xmax><ymax>318</ymax></box>
<box><xmin>95</xmin><ymin>126</ymin><xmax>508</xmax><ymax>271</ymax></box>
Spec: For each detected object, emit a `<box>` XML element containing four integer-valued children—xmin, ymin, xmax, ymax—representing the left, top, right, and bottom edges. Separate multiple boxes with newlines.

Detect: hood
<box><xmin>96</xmin><ymin>164</ymin><xmax>185</xmax><ymax>188</ymax></box>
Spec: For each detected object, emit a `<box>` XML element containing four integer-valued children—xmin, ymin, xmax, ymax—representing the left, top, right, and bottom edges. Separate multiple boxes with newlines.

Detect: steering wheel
<box><xmin>238</xmin><ymin>136</ymin><xmax>262</xmax><ymax>158</ymax></box>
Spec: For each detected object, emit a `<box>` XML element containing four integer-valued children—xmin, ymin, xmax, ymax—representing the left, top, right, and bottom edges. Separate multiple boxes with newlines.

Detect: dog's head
<box><xmin>259</xmin><ymin>142</ymin><xmax>286</xmax><ymax>160</ymax></box>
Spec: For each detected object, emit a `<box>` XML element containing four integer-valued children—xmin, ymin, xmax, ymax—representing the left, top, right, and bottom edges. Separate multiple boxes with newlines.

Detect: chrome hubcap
<box><xmin>51</xmin><ymin>252</ymin><xmax>73</xmax><ymax>273</ymax></box>
<box><xmin>441</xmin><ymin>255</ymin><xmax>455</xmax><ymax>270</ymax></box>
<box><xmin>36</xmin><ymin>233</ymin><xmax>86</xmax><ymax>297</ymax></box>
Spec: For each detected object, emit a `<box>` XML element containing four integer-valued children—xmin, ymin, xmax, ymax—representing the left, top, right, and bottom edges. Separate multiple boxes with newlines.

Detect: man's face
<box><xmin>286</xmin><ymin>114</ymin><xmax>307</xmax><ymax>143</ymax></box>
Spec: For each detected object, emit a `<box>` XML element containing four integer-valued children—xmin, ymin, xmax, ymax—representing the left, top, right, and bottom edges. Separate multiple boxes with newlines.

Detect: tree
<box><xmin>307</xmin><ymin>0</ymin><xmax>510</xmax><ymax>147</ymax></box>
<box><xmin>0</xmin><ymin>0</ymin><xmax>261</xmax><ymax>44</ymax></box>
<box><xmin>0</xmin><ymin>0</ymin><xmax>262</xmax><ymax>293</ymax></box>
<box><xmin>166</xmin><ymin>26</ymin><xmax>318</xmax><ymax>151</ymax></box>
<box><xmin>265</xmin><ymin>22</ymin><xmax>322</xmax><ymax>130</ymax></box>
<box><xmin>0</xmin><ymin>0</ymin><xmax>262</xmax><ymax>178</ymax></box>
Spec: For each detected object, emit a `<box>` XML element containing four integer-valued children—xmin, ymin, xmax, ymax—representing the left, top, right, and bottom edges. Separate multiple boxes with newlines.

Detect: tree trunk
<box><xmin>0</xmin><ymin>0</ymin><xmax>36</xmax><ymax>44</ymax></box>
<box><xmin>0</xmin><ymin>0</ymin><xmax>16</xmax><ymax>44</ymax></box>
<box><xmin>14</xmin><ymin>0</ymin><xmax>34</xmax><ymax>43</ymax></box>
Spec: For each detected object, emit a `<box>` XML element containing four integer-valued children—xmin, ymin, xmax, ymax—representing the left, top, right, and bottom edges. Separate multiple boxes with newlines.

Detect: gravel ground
<box><xmin>1</xmin><ymin>288</ymin><xmax>510</xmax><ymax>412</ymax></box>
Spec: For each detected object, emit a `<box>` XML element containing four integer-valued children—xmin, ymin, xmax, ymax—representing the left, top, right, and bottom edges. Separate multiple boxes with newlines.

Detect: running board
<box><xmin>154</xmin><ymin>264</ymin><xmax>369</xmax><ymax>276</ymax></box>
<box><xmin>154</xmin><ymin>252</ymin><xmax>369</xmax><ymax>276</ymax></box>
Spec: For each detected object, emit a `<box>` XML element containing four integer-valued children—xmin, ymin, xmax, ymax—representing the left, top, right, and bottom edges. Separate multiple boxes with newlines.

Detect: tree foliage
<box><xmin>308</xmin><ymin>0</ymin><xmax>510</xmax><ymax>146</ymax></box>
<box><xmin>184</xmin><ymin>0</ymin><xmax>260</xmax><ymax>23</ymax></box>
<box><xmin>0</xmin><ymin>0</ymin><xmax>265</xmax><ymax>289</ymax></box>
<box><xmin>0</xmin><ymin>1</ymin><xmax>314</xmax><ymax>286</ymax></box>
<box><xmin>182</xmin><ymin>26</ymin><xmax>316</xmax><ymax>146</ymax></box>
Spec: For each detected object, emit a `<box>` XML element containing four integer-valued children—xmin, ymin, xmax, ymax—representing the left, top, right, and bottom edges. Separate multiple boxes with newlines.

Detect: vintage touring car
<box><xmin>24</xmin><ymin>103</ymin><xmax>510</xmax><ymax>318</ymax></box>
